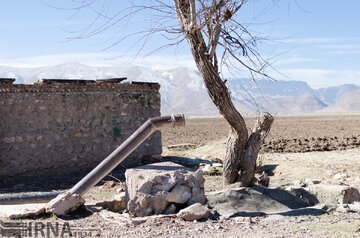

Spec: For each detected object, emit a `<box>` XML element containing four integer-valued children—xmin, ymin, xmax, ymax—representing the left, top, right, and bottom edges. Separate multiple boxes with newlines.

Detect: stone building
<box><xmin>0</xmin><ymin>78</ymin><xmax>161</xmax><ymax>180</ymax></box>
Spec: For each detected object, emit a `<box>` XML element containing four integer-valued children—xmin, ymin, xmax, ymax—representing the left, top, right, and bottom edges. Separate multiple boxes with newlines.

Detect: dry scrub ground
<box><xmin>2</xmin><ymin>114</ymin><xmax>360</xmax><ymax>238</ymax></box>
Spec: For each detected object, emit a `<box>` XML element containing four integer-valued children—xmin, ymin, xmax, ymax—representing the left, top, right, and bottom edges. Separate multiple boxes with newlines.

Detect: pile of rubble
<box><xmin>125</xmin><ymin>162</ymin><xmax>207</xmax><ymax>218</ymax></box>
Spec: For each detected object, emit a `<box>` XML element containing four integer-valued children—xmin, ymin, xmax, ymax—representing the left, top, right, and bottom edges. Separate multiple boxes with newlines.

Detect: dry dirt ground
<box><xmin>2</xmin><ymin>114</ymin><xmax>360</xmax><ymax>238</ymax></box>
<box><xmin>162</xmin><ymin>115</ymin><xmax>360</xmax><ymax>193</ymax></box>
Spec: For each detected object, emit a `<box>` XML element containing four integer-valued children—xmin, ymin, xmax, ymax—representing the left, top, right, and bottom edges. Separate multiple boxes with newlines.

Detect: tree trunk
<box><xmin>184</xmin><ymin>30</ymin><xmax>249</xmax><ymax>184</ymax></box>
<box><xmin>237</xmin><ymin>113</ymin><xmax>274</xmax><ymax>186</ymax></box>
<box><xmin>223</xmin><ymin>128</ymin><xmax>245</xmax><ymax>184</ymax></box>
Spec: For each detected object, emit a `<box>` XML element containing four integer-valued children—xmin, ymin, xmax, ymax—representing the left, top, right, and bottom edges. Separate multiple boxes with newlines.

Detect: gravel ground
<box><xmin>4</xmin><ymin>207</ymin><xmax>359</xmax><ymax>238</ymax></box>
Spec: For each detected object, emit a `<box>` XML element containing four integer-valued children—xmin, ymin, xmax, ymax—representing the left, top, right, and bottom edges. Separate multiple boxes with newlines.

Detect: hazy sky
<box><xmin>0</xmin><ymin>0</ymin><xmax>359</xmax><ymax>88</ymax></box>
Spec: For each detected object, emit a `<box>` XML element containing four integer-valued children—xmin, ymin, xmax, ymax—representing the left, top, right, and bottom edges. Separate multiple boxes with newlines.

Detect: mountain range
<box><xmin>0</xmin><ymin>62</ymin><xmax>359</xmax><ymax>116</ymax></box>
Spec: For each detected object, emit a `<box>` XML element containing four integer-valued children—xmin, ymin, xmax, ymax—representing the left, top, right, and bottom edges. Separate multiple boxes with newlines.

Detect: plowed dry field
<box><xmin>162</xmin><ymin>114</ymin><xmax>360</xmax><ymax>153</ymax></box>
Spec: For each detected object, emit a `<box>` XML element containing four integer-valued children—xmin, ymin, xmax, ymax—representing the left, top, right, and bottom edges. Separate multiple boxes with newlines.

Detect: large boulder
<box><xmin>125</xmin><ymin>162</ymin><xmax>206</xmax><ymax>217</ymax></box>
<box><xmin>206</xmin><ymin>186</ymin><xmax>316</xmax><ymax>218</ymax></box>
<box><xmin>306</xmin><ymin>184</ymin><xmax>360</xmax><ymax>204</ymax></box>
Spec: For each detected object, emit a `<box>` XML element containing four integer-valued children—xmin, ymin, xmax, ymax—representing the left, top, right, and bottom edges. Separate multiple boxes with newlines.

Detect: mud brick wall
<box><xmin>0</xmin><ymin>82</ymin><xmax>161</xmax><ymax>179</ymax></box>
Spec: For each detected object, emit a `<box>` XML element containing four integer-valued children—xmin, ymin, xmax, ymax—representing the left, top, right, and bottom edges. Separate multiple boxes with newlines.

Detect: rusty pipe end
<box><xmin>170</xmin><ymin>113</ymin><xmax>185</xmax><ymax>127</ymax></box>
<box><xmin>150</xmin><ymin>113</ymin><xmax>186</xmax><ymax>130</ymax></box>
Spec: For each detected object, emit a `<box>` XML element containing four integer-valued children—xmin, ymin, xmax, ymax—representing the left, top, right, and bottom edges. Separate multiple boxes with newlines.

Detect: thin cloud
<box><xmin>274</xmin><ymin>56</ymin><xmax>320</xmax><ymax>66</ymax></box>
<box><xmin>319</xmin><ymin>43</ymin><xmax>360</xmax><ymax>50</ymax></box>
<box><xmin>0</xmin><ymin>53</ymin><xmax>196</xmax><ymax>69</ymax></box>
<box><xmin>280</xmin><ymin>36</ymin><xmax>360</xmax><ymax>45</ymax></box>
<box><xmin>318</xmin><ymin>43</ymin><xmax>360</xmax><ymax>56</ymax></box>
<box><xmin>280</xmin><ymin>68</ymin><xmax>360</xmax><ymax>88</ymax></box>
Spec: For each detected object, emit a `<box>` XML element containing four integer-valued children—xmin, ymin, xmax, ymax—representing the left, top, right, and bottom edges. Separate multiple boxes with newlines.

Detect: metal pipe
<box><xmin>0</xmin><ymin>191</ymin><xmax>61</xmax><ymax>205</ymax></box>
<box><xmin>68</xmin><ymin>113</ymin><xmax>185</xmax><ymax>197</ymax></box>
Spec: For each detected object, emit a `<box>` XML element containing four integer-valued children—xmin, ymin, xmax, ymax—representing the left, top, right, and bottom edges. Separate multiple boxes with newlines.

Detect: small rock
<box><xmin>95</xmin><ymin>192</ymin><xmax>126</xmax><ymax>212</ymax></box>
<box><xmin>304</xmin><ymin>178</ymin><xmax>321</xmax><ymax>185</ymax></box>
<box><xmin>233</xmin><ymin>217</ymin><xmax>254</xmax><ymax>225</ymax></box>
<box><xmin>212</xmin><ymin>163</ymin><xmax>223</xmax><ymax>168</ymax></box>
<box><xmin>177</xmin><ymin>203</ymin><xmax>210</xmax><ymax>221</ymax></box>
<box><xmin>201</xmin><ymin>164</ymin><xmax>221</xmax><ymax>176</ymax></box>
<box><xmin>336</xmin><ymin>204</ymin><xmax>351</xmax><ymax>213</ymax></box>
<box><xmin>348</xmin><ymin>202</ymin><xmax>360</xmax><ymax>213</ymax></box>
<box><xmin>292</xmin><ymin>180</ymin><xmax>306</xmax><ymax>188</ymax></box>
<box><xmin>101</xmin><ymin>181</ymin><xmax>117</xmax><ymax>188</ymax></box>
<box><xmin>319</xmin><ymin>204</ymin><xmax>338</xmax><ymax>212</ymax></box>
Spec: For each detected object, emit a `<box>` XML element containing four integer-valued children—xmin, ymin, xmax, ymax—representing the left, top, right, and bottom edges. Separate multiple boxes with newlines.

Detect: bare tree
<box><xmin>59</xmin><ymin>0</ymin><xmax>275</xmax><ymax>186</ymax></box>
<box><xmin>173</xmin><ymin>0</ymin><xmax>274</xmax><ymax>186</ymax></box>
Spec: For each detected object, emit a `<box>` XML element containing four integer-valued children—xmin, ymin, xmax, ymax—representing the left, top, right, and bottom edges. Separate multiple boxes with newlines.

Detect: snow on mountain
<box><xmin>229</xmin><ymin>79</ymin><xmax>316</xmax><ymax>98</ymax></box>
<box><xmin>0</xmin><ymin>62</ymin><xmax>358</xmax><ymax>115</ymax></box>
<box><xmin>319</xmin><ymin>89</ymin><xmax>360</xmax><ymax>113</ymax></box>
<box><xmin>32</xmin><ymin>62</ymin><xmax>120</xmax><ymax>81</ymax></box>
<box><xmin>315</xmin><ymin>84</ymin><xmax>359</xmax><ymax>105</ymax></box>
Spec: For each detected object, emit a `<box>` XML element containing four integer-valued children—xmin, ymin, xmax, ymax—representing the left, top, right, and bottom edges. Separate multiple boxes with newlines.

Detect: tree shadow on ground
<box><xmin>258</xmin><ymin>164</ymin><xmax>278</xmax><ymax>176</ymax></box>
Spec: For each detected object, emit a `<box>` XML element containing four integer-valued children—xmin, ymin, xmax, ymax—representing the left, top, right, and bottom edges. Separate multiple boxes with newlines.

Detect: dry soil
<box><xmin>2</xmin><ymin>114</ymin><xmax>360</xmax><ymax>238</ymax></box>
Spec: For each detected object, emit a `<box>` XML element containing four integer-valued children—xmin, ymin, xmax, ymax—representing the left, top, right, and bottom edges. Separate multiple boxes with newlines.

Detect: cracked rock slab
<box><xmin>125</xmin><ymin>162</ymin><xmax>206</xmax><ymax>217</ymax></box>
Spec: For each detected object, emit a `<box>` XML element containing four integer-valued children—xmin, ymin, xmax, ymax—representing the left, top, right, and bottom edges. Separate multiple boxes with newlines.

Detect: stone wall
<box><xmin>0</xmin><ymin>81</ymin><xmax>161</xmax><ymax>179</ymax></box>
